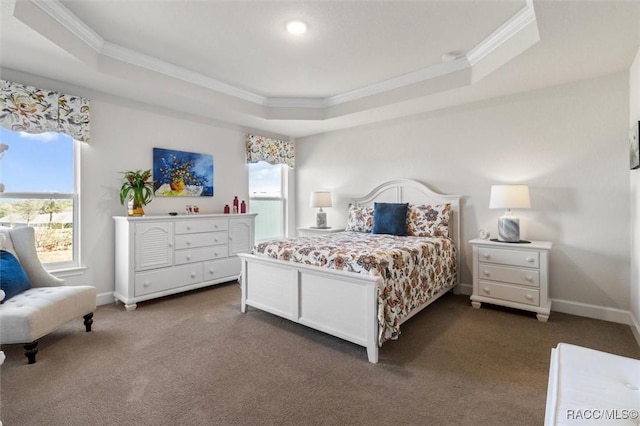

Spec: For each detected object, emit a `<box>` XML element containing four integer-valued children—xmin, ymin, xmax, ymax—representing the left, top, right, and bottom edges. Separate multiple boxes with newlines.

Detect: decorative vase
<box><xmin>127</xmin><ymin>198</ymin><xmax>145</xmax><ymax>216</ymax></box>
<box><xmin>170</xmin><ymin>179</ymin><xmax>185</xmax><ymax>192</ymax></box>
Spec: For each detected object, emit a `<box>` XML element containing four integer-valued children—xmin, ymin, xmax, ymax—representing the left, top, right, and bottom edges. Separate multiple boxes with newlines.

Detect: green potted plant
<box><xmin>119</xmin><ymin>169</ymin><xmax>154</xmax><ymax>216</ymax></box>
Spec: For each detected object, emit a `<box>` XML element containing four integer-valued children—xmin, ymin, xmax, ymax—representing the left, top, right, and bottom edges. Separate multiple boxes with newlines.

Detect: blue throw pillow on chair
<box><xmin>0</xmin><ymin>250</ymin><xmax>30</xmax><ymax>302</ymax></box>
<box><xmin>372</xmin><ymin>202</ymin><xmax>409</xmax><ymax>236</ymax></box>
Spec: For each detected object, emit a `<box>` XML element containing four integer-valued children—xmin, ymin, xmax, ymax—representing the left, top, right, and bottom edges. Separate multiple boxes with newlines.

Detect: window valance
<box><xmin>246</xmin><ymin>134</ymin><xmax>294</xmax><ymax>169</ymax></box>
<box><xmin>0</xmin><ymin>79</ymin><xmax>90</xmax><ymax>142</ymax></box>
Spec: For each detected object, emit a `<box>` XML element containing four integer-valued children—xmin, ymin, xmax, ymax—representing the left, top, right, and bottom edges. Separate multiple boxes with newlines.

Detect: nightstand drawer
<box><xmin>478</xmin><ymin>247</ymin><xmax>539</xmax><ymax>268</ymax></box>
<box><xmin>478</xmin><ymin>280</ymin><xmax>540</xmax><ymax>306</ymax></box>
<box><xmin>478</xmin><ymin>264</ymin><xmax>539</xmax><ymax>287</ymax></box>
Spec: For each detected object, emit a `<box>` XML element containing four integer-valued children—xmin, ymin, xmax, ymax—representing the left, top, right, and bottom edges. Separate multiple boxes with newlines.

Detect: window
<box><xmin>248</xmin><ymin>161</ymin><xmax>286</xmax><ymax>240</ymax></box>
<box><xmin>0</xmin><ymin>127</ymin><xmax>80</xmax><ymax>268</ymax></box>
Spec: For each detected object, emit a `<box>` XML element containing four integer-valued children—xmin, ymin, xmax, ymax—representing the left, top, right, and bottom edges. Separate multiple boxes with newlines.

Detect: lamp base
<box><xmin>498</xmin><ymin>216</ymin><xmax>520</xmax><ymax>242</ymax></box>
<box><xmin>316</xmin><ymin>211</ymin><xmax>327</xmax><ymax>228</ymax></box>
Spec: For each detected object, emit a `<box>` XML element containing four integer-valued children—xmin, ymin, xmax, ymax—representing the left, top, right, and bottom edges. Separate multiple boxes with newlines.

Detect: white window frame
<box><xmin>0</xmin><ymin>138</ymin><xmax>81</xmax><ymax>271</ymax></box>
<box><xmin>248</xmin><ymin>162</ymin><xmax>288</xmax><ymax>240</ymax></box>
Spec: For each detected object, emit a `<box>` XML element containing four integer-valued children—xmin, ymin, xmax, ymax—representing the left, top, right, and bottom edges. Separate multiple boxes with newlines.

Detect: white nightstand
<box><xmin>470</xmin><ymin>238</ymin><xmax>552</xmax><ymax>322</ymax></box>
<box><xmin>296</xmin><ymin>227</ymin><xmax>345</xmax><ymax>237</ymax></box>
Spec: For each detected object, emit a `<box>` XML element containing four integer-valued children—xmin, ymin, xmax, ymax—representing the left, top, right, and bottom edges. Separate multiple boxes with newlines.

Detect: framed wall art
<box><xmin>631</xmin><ymin>121</ymin><xmax>639</xmax><ymax>170</ymax></box>
<box><xmin>153</xmin><ymin>147</ymin><xmax>214</xmax><ymax>197</ymax></box>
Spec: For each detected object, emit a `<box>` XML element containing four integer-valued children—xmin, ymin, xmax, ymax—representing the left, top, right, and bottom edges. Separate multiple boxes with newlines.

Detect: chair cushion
<box><xmin>0</xmin><ymin>250</ymin><xmax>31</xmax><ymax>302</ymax></box>
<box><xmin>0</xmin><ymin>285</ymin><xmax>96</xmax><ymax>344</ymax></box>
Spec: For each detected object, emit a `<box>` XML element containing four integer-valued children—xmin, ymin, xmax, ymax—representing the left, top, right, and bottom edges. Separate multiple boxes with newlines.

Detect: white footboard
<box><xmin>239</xmin><ymin>252</ymin><xmax>383</xmax><ymax>363</ymax></box>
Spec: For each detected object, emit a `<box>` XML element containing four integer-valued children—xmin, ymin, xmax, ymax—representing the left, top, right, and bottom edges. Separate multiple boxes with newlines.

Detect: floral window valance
<box><xmin>0</xmin><ymin>79</ymin><xmax>90</xmax><ymax>142</ymax></box>
<box><xmin>246</xmin><ymin>134</ymin><xmax>294</xmax><ymax>169</ymax></box>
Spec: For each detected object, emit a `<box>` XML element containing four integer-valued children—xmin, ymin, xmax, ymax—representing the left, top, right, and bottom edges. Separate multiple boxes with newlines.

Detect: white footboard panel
<box><xmin>240</xmin><ymin>253</ymin><xmax>382</xmax><ymax>362</ymax></box>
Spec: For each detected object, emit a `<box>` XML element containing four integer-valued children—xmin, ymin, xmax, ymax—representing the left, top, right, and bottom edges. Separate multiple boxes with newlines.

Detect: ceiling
<box><xmin>1</xmin><ymin>0</ymin><xmax>639</xmax><ymax>138</ymax></box>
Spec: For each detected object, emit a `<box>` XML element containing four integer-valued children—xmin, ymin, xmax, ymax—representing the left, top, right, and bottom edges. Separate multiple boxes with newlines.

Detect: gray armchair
<box><xmin>0</xmin><ymin>226</ymin><xmax>96</xmax><ymax>364</ymax></box>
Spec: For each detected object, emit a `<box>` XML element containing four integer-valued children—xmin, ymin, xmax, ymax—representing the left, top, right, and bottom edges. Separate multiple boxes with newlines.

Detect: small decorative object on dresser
<box><xmin>119</xmin><ymin>169</ymin><xmax>154</xmax><ymax>216</ymax></box>
<box><xmin>470</xmin><ymin>238</ymin><xmax>552</xmax><ymax>322</ymax></box>
<box><xmin>113</xmin><ymin>213</ymin><xmax>256</xmax><ymax>310</ymax></box>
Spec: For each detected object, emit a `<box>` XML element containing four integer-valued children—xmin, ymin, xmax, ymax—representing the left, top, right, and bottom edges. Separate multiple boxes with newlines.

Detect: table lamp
<box><xmin>310</xmin><ymin>191</ymin><xmax>332</xmax><ymax>228</ymax></box>
<box><xmin>489</xmin><ymin>184</ymin><xmax>531</xmax><ymax>242</ymax></box>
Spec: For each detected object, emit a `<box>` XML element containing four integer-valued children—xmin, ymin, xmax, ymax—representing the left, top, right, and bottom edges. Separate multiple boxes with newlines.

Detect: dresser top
<box><xmin>469</xmin><ymin>238</ymin><xmax>552</xmax><ymax>250</ymax></box>
<box><xmin>114</xmin><ymin>213</ymin><xmax>257</xmax><ymax>221</ymax></box>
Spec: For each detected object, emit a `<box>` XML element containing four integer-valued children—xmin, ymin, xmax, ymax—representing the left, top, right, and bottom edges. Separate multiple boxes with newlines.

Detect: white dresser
<box><xmin>469</xmin><ymin>238</ymin><xmax>552</xmax><ymax>322</ymax></box>
<box><xmin>114</xmin><ymin>213</ymin><xmax>256</xmax><ymax>310</ymax></box>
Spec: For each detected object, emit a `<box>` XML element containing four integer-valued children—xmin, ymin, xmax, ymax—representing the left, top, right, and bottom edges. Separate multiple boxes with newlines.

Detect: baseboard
<box><xmin>551</xmin><ymin>298</ymin><xmax>633</xmax><ymax>325</ymax></box>
<box><xmin>457</xmin><ymin>282</ymin><xmax>472</xmax><ymax>296</ymax></box>
<box><xmin>630</xmin><ymin>313</ymin><xmax>640</xmax><ymax>347</ymax></box>
<box><xmin>97</xmin><ymin>291</ymin><xmax>115</xmax><ymax>306</ymax></box>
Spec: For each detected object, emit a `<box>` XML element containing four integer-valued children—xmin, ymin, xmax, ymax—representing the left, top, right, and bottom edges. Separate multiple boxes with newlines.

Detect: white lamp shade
<box><xmin>310</xmin><ymin>191</ymin><xmax>332</xmax><ymax>208</ymax></box>
<box><xmin>489</xmin><ymin>185</ymin><xmax>531</xmax><ymax>209</ymax></box>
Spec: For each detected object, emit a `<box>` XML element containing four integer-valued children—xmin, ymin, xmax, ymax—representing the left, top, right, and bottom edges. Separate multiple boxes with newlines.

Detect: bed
<box><xmin>238</xmin><ymin>179</ymin><xmax>461</xmax><ymax>363</ymax></box>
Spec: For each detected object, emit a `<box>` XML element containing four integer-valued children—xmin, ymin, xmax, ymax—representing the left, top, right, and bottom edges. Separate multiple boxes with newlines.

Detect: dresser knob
<box><xmin>214</xmin><ymin>224</ymin><xmax>218</xmax><ymax>229</ymax></box>
<box><xmin>186</xmin><ymin>241</ymin><xmax>191</xmax><ymax>246</ymax></box>
<box><xmin>209</xmin><ymin>269</ymin><xmax>215</xmax><ymax>274</ymax></box>
<box><xmin>143</xmin><ymin>281</ymin><xmax>150</xmax><ymax>288</ymax></box>
<box><xmin>483</xmin><ymin>270</ymin><xmax>490</xmax><ymax>276</ymax></box>
<box><xmin>483</xmin><ymin>287</ymin><xmax>490</xmax><ymax>294</ymax></box>
<box><xmin>186</xmin><ymin>256</ymin><xmax>191</xmax><ymax>261</ymax></box>
<box><xmin>214</xmin><ymin>252</ymin><xmax>219</xmax><ymax>257</ymax></box>
<box><xmin>525</xmin><ymin>294</ymin><xmax>533</xmax><ymax>301</ymax></box>
<box><xmin>526</xmin><ymin>257</ymin><xmax>534</xmax><ymax>263</ymax></box>
<box><xmin>190</xmin><ymin>272</ymin><xmax>196</xmax><ymax>278</ymax></box>
<box><xmin>525</xmin><ymin>275</ymin><xmax>533</xmax><ymax>281</ymax></box>
<box><xmin>483</xmin><ymin>253</ymin><xmax>490</xmax><ymax>259</ymax></box>
<box><xmin>187</xmin><ymin>226</ymin><xmax>191</xmax><ymax>231</ymax></box>
<box><xmin>214</xmin><ymin>238</ymin><xmax>218</xmax><ymax>243</ymax></box>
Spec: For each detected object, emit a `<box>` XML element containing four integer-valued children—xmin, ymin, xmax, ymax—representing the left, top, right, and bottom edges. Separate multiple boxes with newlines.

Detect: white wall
<box><xmin>2</xmin><ymin>69</ymin><xmax>255</xmax><ymax>305</ymax></box>
<box><xmin>296</xmin><ymin>73</ymin><xmax>631</xmax><ymax>319</ymax></box>
<box><xmin>630</xmin><ymin>47</ymin><xmax>640</xmax><ymax>342</ymax></box>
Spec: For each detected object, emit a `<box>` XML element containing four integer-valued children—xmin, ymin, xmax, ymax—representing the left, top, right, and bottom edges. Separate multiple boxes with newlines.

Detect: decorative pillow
<box><xmin>0</xmin><ymin>250</ymin><xmax>30</xmax><ymax>303</ymax></box>
<box><xmin>406</xmin><ymin>203</ymin><xmax>451</xmax><ymax>238</ymax></box>
<box><xmin>372</xmin><ymin>202</ymin><xmax>408</xmax><ymax>236</ymax></box>
<box><xmin>345</xmin><ymin>205</ymin><xmax>374</xmax><ymax>233</ymax></box>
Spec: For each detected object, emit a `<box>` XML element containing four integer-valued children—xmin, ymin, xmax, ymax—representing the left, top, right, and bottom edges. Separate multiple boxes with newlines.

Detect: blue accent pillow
<box><xmin>372</xmin><ymin>202</ymin><xmax>409</xmax><ymax>236</ymax></box>
<box><xmin>0</xmin><ymin>250</ymin><xmax>30</xmax><ymax>302</ymax></box>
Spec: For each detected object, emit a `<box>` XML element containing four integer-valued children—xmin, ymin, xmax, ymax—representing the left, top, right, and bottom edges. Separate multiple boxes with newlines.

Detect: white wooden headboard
<box><xmin>351</xmin><ymin>179</ymin><xmax>461</xmax><ymax>285</ymax></box>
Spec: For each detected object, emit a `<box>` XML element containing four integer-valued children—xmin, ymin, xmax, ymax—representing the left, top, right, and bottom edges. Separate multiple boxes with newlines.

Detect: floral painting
<box><xmin>153</xmin><ymin>148</ymin><xmax>213</xmax><ymax>197</ymax></box>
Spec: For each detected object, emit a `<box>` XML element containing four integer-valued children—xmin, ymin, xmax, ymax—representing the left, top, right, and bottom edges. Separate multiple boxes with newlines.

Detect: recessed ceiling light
<box><xmin>286</xmin><ymin>20</ymin><xmax>307</xmax><ymax>35</ymax></box>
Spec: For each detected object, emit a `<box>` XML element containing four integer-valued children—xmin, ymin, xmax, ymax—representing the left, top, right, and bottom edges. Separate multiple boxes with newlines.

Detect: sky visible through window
<box><xmin>249</xmin><ymin>161</ymin><xmax>282</xmax><ymax>196</ymax></box>
<box><xmin>0</xmin><ymin>127</ymin><xmax>74</xmax><ymax>193</ymax></box>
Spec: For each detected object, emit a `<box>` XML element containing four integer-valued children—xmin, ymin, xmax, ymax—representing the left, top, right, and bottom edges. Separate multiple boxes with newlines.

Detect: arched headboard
<box><xmin>351</xmin><ymin>179</ymin><xmax>461</xmax><ymax>285</ymax></box>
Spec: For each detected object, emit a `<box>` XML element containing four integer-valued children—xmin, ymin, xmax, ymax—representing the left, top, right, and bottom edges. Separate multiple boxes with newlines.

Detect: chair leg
<box><xmin>24</xmin><ymin>341</ymin><xmax>38</xmax><ymax>364</ymax></box>
<box><xmin>83</xmin><ymin>312</ymin><xmax>94</xmax><ymax>332</ymax></box>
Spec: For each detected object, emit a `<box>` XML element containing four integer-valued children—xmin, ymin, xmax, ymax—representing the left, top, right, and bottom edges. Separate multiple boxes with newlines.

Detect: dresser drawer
<box><xmin>203</xmin><ymin>258</ymin><xmax>240</xmax><ymax>281</ymax></box>
<box><xmin>175</xmin><ymin>219</ymin><xmax>228</xmax><ymax>234</ymax></box>
<box><xmin>477</xmin><ymin>280</ymin><xmax>540</xmax><ymax>306</ymax></box>
<box><xmin>478</xmin><ymin>264</ymin><xmax>539</xmax><ymax>288</ymax></box>
<box><xmin>174</xmin><ymin>246</ymin><xmax>228</xmax><ymax>265</ymax></box>
<box><xmin>174</xmin><ymin>231</ymin><xmax>227</xmax><ymax>250</ymax></box>
<box><xmin>478</xmin><ymin>247</ymin><xmax>539</xmax><ymax>268</ymax></box>
<box><xmin>135</xmin><ymin>264</ymin><xmax>203</xmax><ymax>296</ymax></box>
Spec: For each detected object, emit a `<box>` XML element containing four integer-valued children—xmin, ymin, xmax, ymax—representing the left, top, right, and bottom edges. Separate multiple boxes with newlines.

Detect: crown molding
<box><xmin>26</xmin><ymin>0</ymin><xmax>537</xmax><ymax>111</ymax></box>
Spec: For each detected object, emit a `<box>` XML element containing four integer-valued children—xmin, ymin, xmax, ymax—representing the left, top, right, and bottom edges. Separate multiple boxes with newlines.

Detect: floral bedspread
<box><xmin>252</xmin><ymin>231</ymin><xmax>457</xmax><ymax>345</ymax></box>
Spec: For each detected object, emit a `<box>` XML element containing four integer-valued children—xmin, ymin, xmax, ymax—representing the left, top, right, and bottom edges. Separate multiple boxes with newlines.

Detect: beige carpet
<box><xmin>1</xmin><ymin>282</ymin><xmax>638</xmax><ymax>426</ymax></box>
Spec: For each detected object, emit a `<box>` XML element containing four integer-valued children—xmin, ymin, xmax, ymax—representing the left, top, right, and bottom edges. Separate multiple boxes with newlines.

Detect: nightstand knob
<box><xmin>526</xmin><ymin>257</ymin><xmax>535</xmax><ymax>263</ymax></box>
<box><xmin>483</xmin><ymin>253</ymin><xmax>490</xmax><ymax>259</ymax></box>
<box><xmin>525</xmin><ymin>294</ymin><xmax>534</xmax><ymax>301</ymax></box>
<box><xmin>483</xmin><ymin>287</ymin><xmax>490</xmax><ymax>294</ymax></box>
<box><xmin>483</xmin><ymin>270</ymin><xmax>490</xmax><ymax>277</ymax></box>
